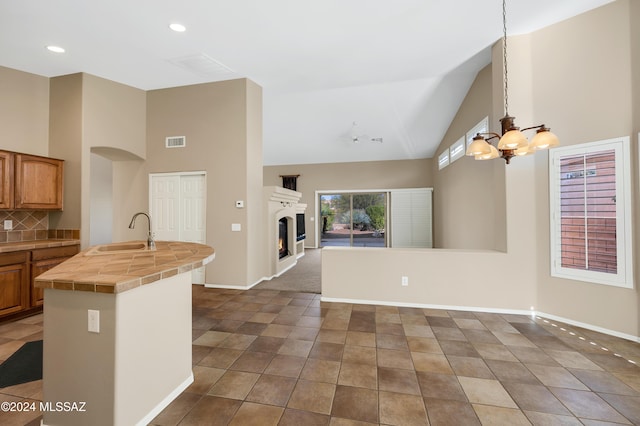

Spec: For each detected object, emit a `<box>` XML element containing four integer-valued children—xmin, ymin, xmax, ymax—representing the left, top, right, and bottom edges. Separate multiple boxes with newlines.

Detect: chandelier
<box><xmin>466</xmin><ymin>0</ymin><xmax>559</xmax><ymax>164</ymax></box>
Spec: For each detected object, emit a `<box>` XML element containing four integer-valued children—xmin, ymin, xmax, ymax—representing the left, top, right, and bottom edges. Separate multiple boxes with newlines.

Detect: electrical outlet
<box><xmin>88</xmin><ymin>309</ymin><xmax>100</xmax><ymax>333</ymax></box>
<box><xmin>3</xmin><ymin>220</ymin><xmax>12</xmax><ymax>230</ymax></box>
<box><xmin>401</xmin><ymin>276</ymin><xmax>409</xmax><ymax>286</ymax></box>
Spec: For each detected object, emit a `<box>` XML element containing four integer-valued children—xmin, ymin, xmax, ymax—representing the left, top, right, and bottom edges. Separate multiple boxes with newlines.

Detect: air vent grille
<box><xmin>166</xmin><ymin>136</ymin><xmax>186</xmax><ymax>148</ymax></box>
<box><xmin>169</xmin><ymin>53</ymin><xmax>239</xmax><ymax>80</ymax></box>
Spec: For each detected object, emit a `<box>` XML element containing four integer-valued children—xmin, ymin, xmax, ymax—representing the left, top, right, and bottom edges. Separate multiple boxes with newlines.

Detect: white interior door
<box><xmin>150</xmin><ymin>172</ymin><xmax>207</xmax><ymax>284</ymax></box>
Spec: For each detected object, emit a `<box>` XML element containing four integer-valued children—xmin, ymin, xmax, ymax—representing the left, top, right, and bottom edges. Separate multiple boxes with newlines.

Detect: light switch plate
<box><xmin>3</xmin><ymin>220</ymin><xmax>12</xmax><ymax>230</ymax></box>
<box><xmin>235</xmin><ymin>200</ymin><xmax>244</xmax><ymax>208</ymax></box>
<box><xmin>231</xmin><ymin>223</ymin><xmax>241</xmax><ymax>232</ymax></box>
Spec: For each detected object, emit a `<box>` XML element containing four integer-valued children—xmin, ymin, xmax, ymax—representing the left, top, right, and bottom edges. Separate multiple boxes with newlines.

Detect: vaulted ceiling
<box><xmin>0</xmin><ymin>0</ymin><xmax>613</xmax><ymax>165</ymax></box>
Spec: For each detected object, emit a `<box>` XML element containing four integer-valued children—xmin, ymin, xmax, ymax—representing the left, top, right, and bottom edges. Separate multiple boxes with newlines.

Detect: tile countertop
<box><xmin>34</xmin><ymin>240</ymin><xmax>215</xmax><ymax>294</ymax></box>
<box><xmin>0</xmin><ymin>239</ymin><xmax>81</xmax><ymax>253</ymax></box>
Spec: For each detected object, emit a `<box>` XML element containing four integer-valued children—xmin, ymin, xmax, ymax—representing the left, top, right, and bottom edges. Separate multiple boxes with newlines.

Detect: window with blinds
<box><xmin>549</xmin><ymin>137</ymin><xmax>633</xmax><ymax>288</ymax></box>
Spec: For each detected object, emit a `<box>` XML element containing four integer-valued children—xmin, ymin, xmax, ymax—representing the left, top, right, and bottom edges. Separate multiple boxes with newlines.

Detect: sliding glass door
<box><xmin>319</xmin><ymin>192</ymin><xmax>386</xmax><ymax>247</ymax></box>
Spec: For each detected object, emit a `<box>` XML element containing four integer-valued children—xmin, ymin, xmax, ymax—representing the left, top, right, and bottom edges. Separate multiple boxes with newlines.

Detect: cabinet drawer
<box><xmin>32</xmin><ymin>245</ymin><xmax>80</xmax><ymax>261</ymax></box>
<box><xmin>0</xmin><ymin>251</ymin><xmax>29</xmax><ymax>267</ymax></box>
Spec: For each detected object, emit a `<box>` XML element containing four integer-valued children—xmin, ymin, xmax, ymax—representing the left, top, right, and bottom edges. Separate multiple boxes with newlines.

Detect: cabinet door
<box><xmin>0</xmin><ymin>151</ymin><xmax>14</xmax><ymax>209</ymax></box>
<box><xmin>0</xmin><ymin>262</ymin><xmax>28</xmax><ymax>317</ymax></box>
<box><xmin>15</xmin><ymin>154</ymin><xmax>64</xmax><ymax>210</ymax></box>
<box><xmin>31</xmin><ymin>258</ymin><xmax>65</xmax><ymax>307</ymax></box>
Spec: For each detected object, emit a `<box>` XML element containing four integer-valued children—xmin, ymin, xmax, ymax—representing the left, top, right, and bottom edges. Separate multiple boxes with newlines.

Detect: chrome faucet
<box><xmin>128</xmin><ymin>212</ymin><xmax>156</xmax><ymax>250</ymax></box>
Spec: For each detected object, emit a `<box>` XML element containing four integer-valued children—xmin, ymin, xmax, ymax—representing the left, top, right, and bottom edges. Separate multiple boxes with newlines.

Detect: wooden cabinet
<box><xmin>15</xmin><ymin>153</ymin><xmax>64</xmax><ymax>210</ymax></box>
<box><xmin>0</xmin><ymin>252</ymin><xmax>29</xmax><ymax>317</ymax></box>
<box><xmin>0</xmin><ymin>151</ymin><xmax>14</xmax><ymax>209</ymax></box>
<box><xmin>0</xmin><ymin>150</ymin><xmax>64</xmax><ymax>210</ymax></box>
<box><xmin>0</xmin><ymin>244</ymin><xmax>79</xmax><ymax>321</ymax></box>
<box><xmin>30</xmin><ymin>245</ymin><xmax>79</xmax><ymax>307</ymax></box>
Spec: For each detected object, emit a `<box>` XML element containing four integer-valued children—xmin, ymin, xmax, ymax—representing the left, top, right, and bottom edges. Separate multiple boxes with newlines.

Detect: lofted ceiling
<box><xmin>0</xmin><ymin>0</ymin><xmax>613</xmax><ymax>165</ymax></box>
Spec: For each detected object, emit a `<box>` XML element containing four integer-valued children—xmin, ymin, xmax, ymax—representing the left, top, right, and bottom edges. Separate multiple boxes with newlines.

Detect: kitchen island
<box><xmin>34</xmin><ymin>240</ymin><xmax>215</xmax><ymax>426</ymax></box>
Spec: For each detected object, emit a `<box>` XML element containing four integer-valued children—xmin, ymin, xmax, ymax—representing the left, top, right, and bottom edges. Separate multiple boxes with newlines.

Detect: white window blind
<box><xmin>549</xmin><ymin>137</ymin><xmax>633</xmax><ymax>288</ymax></box>
<box><xmin>449</xmin><ymin>136</ymin><xmax>465</xmax><ymax>163</ymax></box>
<box><xmin>391</xmin><ymin>188</ymin><xmax>433</xmax><ymax>248</ymax></box>
<box><xmin>438</xmin><ymin>151</ymin><xmax>449</xmax><ymax>170</ymax></box>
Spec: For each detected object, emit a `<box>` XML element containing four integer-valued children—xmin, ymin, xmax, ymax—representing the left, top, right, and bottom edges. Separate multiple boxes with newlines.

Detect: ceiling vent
<box><xmin>169</xmin><ymin>53</ymin><xmax>239</xmax><ymax>80</ymax></box>
<box><xmin>166</xmin><ymin>136</ymin><xmax>186</xmax><ymax>148</ymax></box>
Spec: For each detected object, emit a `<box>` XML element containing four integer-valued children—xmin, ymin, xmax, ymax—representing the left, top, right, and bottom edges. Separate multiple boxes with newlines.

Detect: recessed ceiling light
<box><xmin>169</xmin><ymin>23</ymin><xmax>186</xmax><ymax>32</ymax></box>
<box><xmin>46</xmin><ymin>45</ymin><xmax>65</xmax><ymax>53</ymax></box>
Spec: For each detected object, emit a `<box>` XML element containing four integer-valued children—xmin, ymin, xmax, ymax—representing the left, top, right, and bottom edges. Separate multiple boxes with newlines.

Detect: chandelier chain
<box><xmin>502</xmin><ymin>0</ymin><xmax>509</xmax><ymax>115</ymax></box>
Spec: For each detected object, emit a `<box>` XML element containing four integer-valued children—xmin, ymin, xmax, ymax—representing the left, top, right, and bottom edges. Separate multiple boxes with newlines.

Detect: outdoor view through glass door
<box><xmin>320</xmin><ymin>192</ymin><xmax>386</xmax><ymax>247</ymax></box>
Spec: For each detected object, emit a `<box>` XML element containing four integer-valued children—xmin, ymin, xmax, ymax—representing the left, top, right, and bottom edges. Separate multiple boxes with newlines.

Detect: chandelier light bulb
<box><xmin>466</xmin><ymin>135</ymin><xmax>492</xmax><ymax>156</ymax></box>
<box><xmin>530</xmin><ymin>128</ymin><xmax>559</xmax><ymax>150</ymax></box>
<box><xmin>475</xmin><ymin>144</ymin><xmax>500</xmax><ymax>160</ymax></box>
<box><xmin>497</xmin><ymin>129</ymin><xmax>528</xmax><ymax>150</ymax></box>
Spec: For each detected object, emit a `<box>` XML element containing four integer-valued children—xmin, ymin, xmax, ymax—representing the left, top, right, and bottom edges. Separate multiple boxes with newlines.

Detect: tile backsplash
<box><xmin>0</xmin><ymin>211</ymin><xmax>79</xmax><ymax>243</ymax></box>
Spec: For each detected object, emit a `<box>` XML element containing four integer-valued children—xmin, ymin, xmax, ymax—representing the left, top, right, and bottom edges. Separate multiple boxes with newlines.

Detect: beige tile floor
<box><xmin>0</xmin><ymin>286</ymin><xmax>639</xmax><ymax>425</ymax></box>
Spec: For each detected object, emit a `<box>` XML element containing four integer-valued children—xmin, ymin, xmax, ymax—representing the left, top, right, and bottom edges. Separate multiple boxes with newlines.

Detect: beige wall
<box><xmin>322</xmin><ymin>53</ymin><xmax>539</xmax><ymax>315</ymax></box>
<box><xmin>83</xmin><ymin>74</ymin><xmax>147</xmax><ymax>247</ymax></box>
<box><xmin>323</xmin><ymin>246</ymin><xmax>535</xmax><ymax>312</ymax></box>
<box><xmin>48</xmin><ymin>73</ymin><xmax>147</xmax><ymax>247</ymax></box>
<box><xmin>49</xmin><ymin>74</ymin><xmax>83</xmax><ymax>232</ymax></box>
<box><xmin>246</xmin><ymin>80</ymin><xmax>266</xmax><ymax>285</ymax></box>
<box><xmin>431</xmin><ymin>65</ymin><xmax>507</xmax><ymax>250</ymax></box>
<box><xmin>146</xmin><ymin>79</ymin><xmax>263</xmax><ymax>287</ymax></box>
<box><xmin>532</xmin><ymin>0</ymin><xmax>639</xmax><ymax>337</ymax></box>
<box><xmin>264</xmin><ymin>159</ymin><xmax>433</xmax><ymax>247</ymax></box>
<box><xmin>0</xmin><ymin>66</ymin><xmax>49</xmax><ymax>156</ymax></box>
<box><xmin>9</xmin><ymin>70</ymin><xmax>263</xmax><ymax>288</ymax></box>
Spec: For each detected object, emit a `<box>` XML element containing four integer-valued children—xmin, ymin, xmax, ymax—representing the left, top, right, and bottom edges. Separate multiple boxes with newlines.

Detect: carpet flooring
<box><xmin>253</xmin><ymin>248</ymin><xmax>321</xmax><ymax>293</ymax></box>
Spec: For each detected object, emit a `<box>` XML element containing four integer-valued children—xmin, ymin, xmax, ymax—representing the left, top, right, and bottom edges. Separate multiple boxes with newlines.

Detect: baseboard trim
<box><xmin>135</xmin><ymin>372</ymin><xmax>194</xmax><ymax>426</ymax></box>
<box><xmin>320</xmin><ymin>296</ymin><xmax>534</xmax><ymax>317</ymax></box>
<box><xmin>536</xmin><ymin>311</ymin><xmax>640</xmax><ymax>343</ymax></box>
<box><xmin>203</xmin><ymin>263</ymin><xmax>298</xmax><ymax>291</ymax></box>
<box><xmin>204</xmin><ymin>282</ymin><xmax>256</xmax><ymax>290</ymax></box>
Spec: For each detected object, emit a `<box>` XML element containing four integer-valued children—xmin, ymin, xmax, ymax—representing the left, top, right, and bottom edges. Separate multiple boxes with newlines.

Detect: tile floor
<box><xmin>1</xmin><ymin>286</ymin><xmax>639</xmax><ymax>425</ymax></box>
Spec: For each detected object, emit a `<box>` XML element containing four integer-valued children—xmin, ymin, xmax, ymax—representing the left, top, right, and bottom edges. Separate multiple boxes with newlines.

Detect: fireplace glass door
<box><xmin>278</xmin><ymin>217</ymin><xmax>289</xmax><ymax>259</ymax></box>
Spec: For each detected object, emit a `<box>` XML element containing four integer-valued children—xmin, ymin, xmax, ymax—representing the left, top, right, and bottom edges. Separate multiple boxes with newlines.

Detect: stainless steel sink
<box><xmin>86</xmin><ymin>242</ymin><xmax>149</xmax><ymax>255</ymax></box>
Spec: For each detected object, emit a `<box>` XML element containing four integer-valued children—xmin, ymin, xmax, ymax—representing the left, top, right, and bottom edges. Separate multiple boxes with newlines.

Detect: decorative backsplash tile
<box><xmin>0</xmin><ymin>211</ymin><xmax>48</xmax><ymax>230</ymax></box>
<box><xmin>0</xmin><ymin>211</ymin><xmax>79</xmax><ymax>243</ymax></box>
<box><xmin>47</xmin><ymin>229</ymin><xmax>80</xmax><ymax>240</ymax></box>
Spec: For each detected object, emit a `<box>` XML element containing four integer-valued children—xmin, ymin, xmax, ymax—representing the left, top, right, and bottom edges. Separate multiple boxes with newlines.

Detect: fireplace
<box><xmin>265</xmin><ymin>186</ymin><xmax>305</xmax><ymax>278</ymax></box>
<box><xmin>278</xmin><ymin>217</ymin><xmax>288</xmax><ymax>259</ymax></box>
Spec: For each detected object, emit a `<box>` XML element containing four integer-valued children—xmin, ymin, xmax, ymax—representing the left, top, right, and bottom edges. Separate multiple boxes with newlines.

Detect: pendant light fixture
<box><xmin>466</xmin><ymin>0</ymin><xmax>559</xmax><ymax>164</ymax></box>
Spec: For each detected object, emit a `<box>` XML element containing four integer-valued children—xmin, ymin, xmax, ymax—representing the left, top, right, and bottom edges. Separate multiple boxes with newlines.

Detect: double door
<box><xmin>150</xmin><ymin>173</ymin><xmax>207</xmax><ymax>284</ymax></box>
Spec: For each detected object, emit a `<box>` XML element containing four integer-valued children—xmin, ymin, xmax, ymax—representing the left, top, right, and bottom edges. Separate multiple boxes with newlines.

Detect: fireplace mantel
<box><xmin>265</xmin><ymin>185</ymin><xmax>302</xmax><ymax>204</ymax></box>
